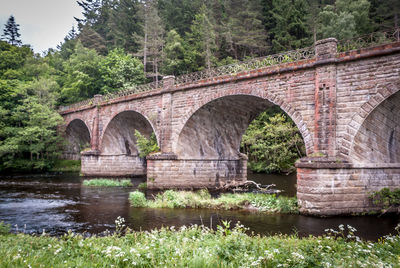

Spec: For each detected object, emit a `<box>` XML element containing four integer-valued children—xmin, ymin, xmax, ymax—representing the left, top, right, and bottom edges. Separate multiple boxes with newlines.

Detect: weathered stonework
<box><xmin>60</xmin><ymin>38</ymin><xmax>400</xmax><ymax>215</ymax></box>
<box><xmin>147</xmin><ymin>153</ymin><xmax>247</xmax><ymax>189</ymax></box>
<box><xmin>297</xmin><ymin>159</ymin><xmax>400</xmax><ymax>215</ymax></box>
<box><xmin>81</xmin><ymin>152</ymin><xmax>146</xmax><ymax>177</ymax></box>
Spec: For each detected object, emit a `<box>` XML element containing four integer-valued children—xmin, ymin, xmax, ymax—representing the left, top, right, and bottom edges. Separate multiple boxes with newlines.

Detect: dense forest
<box><xmin>0</xmin><ymin>0</ymin><xmax>399</xmax><ymax>172</ymax></box>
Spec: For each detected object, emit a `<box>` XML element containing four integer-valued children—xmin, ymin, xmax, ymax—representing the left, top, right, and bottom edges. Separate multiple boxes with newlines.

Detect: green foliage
<box><xmin>50</xmin><ymin>159</ymin><xmax>81</xmax><ymax>172</ymax></box>
<box><xmin>1</xmin><ymin>223</ymin><xmax>400</xmax><ymax>267</ymax></box>
<box><xmin>162</xmin><ymin>30</ymin><xmax>187</xmax><ymax>75</ymax></box>
<box><xmin>0</xmin><ymin>42</ymin><xmax>64</xmax><ymax>172</ymax></box>
<box><xmin>319</xmin><ymin>0</ymin><xmax>372</xmax><ymax>40</ymax></box>
<box><xmin>241</xmin><ymin>108</ymin><xmax>306</xmax><ymax>173</ymax></box>
<box><xmin>268</xmin><ymin>0</ymin><xmax>311</xmax><ymax>53</ymax></box>
<box><xmin>59</xmin><ymin>41</ymin><xmax>103</xmax><ymax>104</ymax></box>
<box><xmin>0</xmin><ymin>222</ymin><xmax>10</xmax><ymax>235</ymax></box>
<box><xmin>137</xmin><ymin>182</ymin><xmax>147</xmax><ymax>190</ymax></box>
<box><xmin>100</xmin><ymin>48</ymin><xmax>145</xmax><ymax>94</ymax></box>
<box><xmin>185</xmin><ymin>4</ymin><xmax>217</xmax><ymax>71</ymax></box>
<box><xmin>134</xmin><ymin>130</ymin><xmax>159</xmax><ymax>158</ymax></box>
<box><xmin>370</xmin><ymin>188</ymin><xmax>400</xmax><ymax>208</ymax></box>
<box><xmin>129</xmin><ymin>189</ymin><xmax>299</xmax><ymax>213</ymax></box>
<box><xmin>83</xmin><ymin>179</ymin><xmax>133</xmax><ymax>187</ymax></box>
<box><xmin>129</xmin><ymin>191</ymin><xmax>147</xmax><ymax>207</ymax></box>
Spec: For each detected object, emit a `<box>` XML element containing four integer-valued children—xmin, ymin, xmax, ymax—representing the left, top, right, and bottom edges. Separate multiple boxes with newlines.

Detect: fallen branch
<box><xmin>216</xmin><ymin>180</ymin><xmax>281</xmax><ymax>194</ymax></box>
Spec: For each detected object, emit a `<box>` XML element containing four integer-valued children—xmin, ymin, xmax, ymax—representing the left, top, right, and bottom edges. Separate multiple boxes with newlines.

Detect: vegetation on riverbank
<box><xmin>1</xmin><ymin>221</ymin><xmax>399</xmax><ymax>267</ymax></box>
<box><xmin>129</xmin><ymin>189</ymin><xmax>298</xmax><ymax>213</ymax></box>
<box><xmin>49</xmin><ymin>159</ymin><xmax>81</xmax><ymax>173</ymax></box>
<box><xmin>83</xmin><ymin>178</ymin><xmax>132</xmax><ymax>187</ymax></box>
<box><xmin>370</xmin><ymin>187</ymin><xmax>400</xmax><ymax>213</ymax></box>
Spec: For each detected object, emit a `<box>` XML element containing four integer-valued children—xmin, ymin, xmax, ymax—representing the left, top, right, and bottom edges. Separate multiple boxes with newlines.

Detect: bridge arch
<box><xmin>65</xmin><ymin>119</ymin><xmax>91</xmax><ymax>159</ymax></box>
<box><xmin>345</xmin><ymin>82</ymin><xmax>400</xmax><ymax>163</ymax></box>
<box><xmin>100</xmin><ymin>110</ymin><xmax>158</xmax><ymax>155</ymax></box>
<box><xmin>174</xmin><ymin>91</ymin><xmax>313</xmax><ymax>159</ymax></box>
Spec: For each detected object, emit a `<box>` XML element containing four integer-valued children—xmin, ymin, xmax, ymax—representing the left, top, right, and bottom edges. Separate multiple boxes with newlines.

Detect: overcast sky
<box><xmin>0</xmin><ymin>0</ymin><xmax>82</xmax><ymax>54</ymax></box>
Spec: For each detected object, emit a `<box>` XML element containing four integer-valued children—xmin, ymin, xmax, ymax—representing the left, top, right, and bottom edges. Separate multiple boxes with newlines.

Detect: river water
<box><xmin>0</xmin><ymin>173</ymin><xmax>398</xmax><ymax>241</ymax></box>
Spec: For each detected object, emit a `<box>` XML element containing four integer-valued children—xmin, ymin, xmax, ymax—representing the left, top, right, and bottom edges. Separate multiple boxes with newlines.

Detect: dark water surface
<box><xmin>0</xmin><ymin>173</ymin><xmax>399</xmax><ymax>241</ymax></box>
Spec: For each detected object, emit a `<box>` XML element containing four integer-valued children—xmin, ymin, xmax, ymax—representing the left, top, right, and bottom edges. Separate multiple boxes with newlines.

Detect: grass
<box><xmin>0</xmin><ymin>221</ymin><xmax>399</xmax><ymax>267</ymax></box>
<box><xmin>50</xmin><ymin>159</ymin><xmax>81</xmax><ymax>172</ymax></box>
<box><xmin>129</xmin><ymin>189</ymin><xmax>298</xmax><ymax>213</ymax></box>
<box><xmin>138</xmin><ymin>182</ymin><xmax>147</xmax><ymax>190</ymax></box>
<box><xmin>83</xmin><ymin>178</ymin><xmax>133</xmax><ymax>187</ymax></box>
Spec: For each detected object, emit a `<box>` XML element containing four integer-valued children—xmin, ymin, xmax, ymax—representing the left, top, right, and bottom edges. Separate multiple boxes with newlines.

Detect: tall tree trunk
<box><xmin>155</xmin><ymin>57</ymin><xmax>159</xmax><ymax>86</ymax></box>
<box><xmin>395</xmin><ymin>13</ymin><xmax>399</xmax><ymax>41</ymax></box>
<box><xmin>144</xmin><ymin>22</ymin><xmax>148</xmax><ymax>74</ymax></box>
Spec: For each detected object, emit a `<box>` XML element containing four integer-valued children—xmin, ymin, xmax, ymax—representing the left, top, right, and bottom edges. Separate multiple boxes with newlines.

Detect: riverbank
<box><xmin>0</xmin><ymin>222</ymin><xmax>399</xmax><ymax>267</ymax></box>
<box><xmin>130</xmin><ymin>189</ymin><xmax>298</xmax><ymax>213</ymax></box>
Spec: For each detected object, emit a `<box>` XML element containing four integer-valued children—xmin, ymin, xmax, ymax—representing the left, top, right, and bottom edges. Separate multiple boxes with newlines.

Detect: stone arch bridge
<box><xmin>60</xmin><ymin>34</ymin><xmax>400</xmax><ymax>215</ymax></box>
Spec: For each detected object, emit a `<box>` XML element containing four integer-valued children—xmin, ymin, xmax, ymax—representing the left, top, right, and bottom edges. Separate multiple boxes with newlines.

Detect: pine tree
<box><xmin>162</xmin><ymin>30</ymin><xmax>186</xmax><ymax>75</ymax></box>
<box><xmin>225</xmin><ymin>0</ymin><xmax>268</xmax><ymax>59</ymax></box>
<box><xmin>134</xmin><ymin>0</ymin><xmax>165</xmax><ymax>83</ymax></box>
<box><xmin>74</xmin><ymin>0</ymin><xmax>102</xmax><ymax>25</ymax></box>
<box><xmin>187</xmin><ymin>4</ymin><xmax>217</xmax><ymax>70</ymax></box>
<box><xmin>370</xmin><ymin>0</ymin><xmax>400</xmax><ymax>35</ymax></box>
<box><xmin>78</xmin><ymin>25</ymin><xmax>108</xmax><ymax>55</ymax></box>
<box><xmin>269</xmin><ymin>0</ymin><xmax>311</xmax><ymax>53</ymax></box>
<box><xmin>106</xmin><ymin>0</ymin><xmax>142</xmax><ymax>53</ymax></box>
<box><xmin>1</xmin><ymin>16</ymin><xmax>22</xmax><ymax>46</ymax></box>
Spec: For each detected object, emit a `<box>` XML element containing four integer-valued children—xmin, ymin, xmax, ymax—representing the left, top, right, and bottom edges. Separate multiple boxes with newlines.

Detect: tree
<box><xmin>225</xmin><ymin>0</ymin><xmax>268</xmax><ymax>58</ymax></box>
<box><xmin>370</xmin><ymin>0</ymin><xmax>400</xmax><ymax>35</ymax></box>
<box><xmin>268</xmin><ymin>0</ymin><xmax>311</xmax><ymax>53</ymax></box>
<box><xmin>1</xmin><ymin>16</ymin><xmax>22</xmax><ymax>46</ymax></box>
<box><xmin>162</xmin><ymin>30</ymin><xmax>187</xmax><ymax>75</ymax></box>
<box><xmin>0</xmin><ymin>42</ymin><xmax>64</xmax><ymax>171</ymax></box>
<box><xmin>318</xmin><ymin>0</ymin><xmax>372</xmax><ymax>40</ymax></box>
<box><xmin>78</xmin><ymin>24</ymin><xmax>108</xmax><ymax>55</ymax></box>
<box><xmin>157</xmin><ymin>0</ymin><xmax>202</xmax><ymax>36</ymax></box>
<box><xmin>100</xmin><ymin>48</ymin><xmax>145</xmax><ymax>93</ymax></box>
<box><xmin>134</xmin><ymin>0</ymin><xmax>165</xmax><ymax>83</ymax></box>
<box><xmin>241</xmin><ymin>108</ymin><xmax>305</xmax><ymax>173</ymax></box>
<box><xmin>319</xmin><ymin>5</ymin><xmax>357</xmax><ymax>40</ymax></box>
<box><xmin>59</xmin><ymin>41</ymin><xmax>104</xmax><ymax>104</ymax></box>
<box><xmin>105</xmin><ymin>0</ymin><xmax>142</xmax><ymax>53</ymax></box>
<box><xmin>186</xmin><ymin>4</ymin><xmax>217</xmax><ymax>71</ymax></box>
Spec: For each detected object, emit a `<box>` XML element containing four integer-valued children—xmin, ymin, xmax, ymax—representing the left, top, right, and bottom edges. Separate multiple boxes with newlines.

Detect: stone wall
<box><xmin>147</xmin><ymin>154</ymin><xmax>247</xmax><ymax>189</ymax></box>
<box><xmin>297</xmin><ymin>160</ymin><xmax>400</xmax><ymax>215</ymax></box>
<box><xmin>336</xmin><ymin>46</ymin><xmax>400</xmax><ymax>159</ymax></box>
<box><xmin>81</xmin><ymin>153</ymin><xmax>146</xmax><ymax>177</ymax></box>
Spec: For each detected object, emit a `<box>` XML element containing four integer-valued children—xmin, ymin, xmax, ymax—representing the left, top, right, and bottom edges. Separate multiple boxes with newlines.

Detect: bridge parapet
<box><xmin>58</xmin><ymin>28</ymin><xmax>400</xmax><ymax>113</ymax></box>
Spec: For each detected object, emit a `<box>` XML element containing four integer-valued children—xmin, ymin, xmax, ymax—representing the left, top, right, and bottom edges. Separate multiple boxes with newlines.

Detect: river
<box><xmin>0</xmin><ymin>173</ymin><xmax>398</xmax><ymax>241</ymax></box>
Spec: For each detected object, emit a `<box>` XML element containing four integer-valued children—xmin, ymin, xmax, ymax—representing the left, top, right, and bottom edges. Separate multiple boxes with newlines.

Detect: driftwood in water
<box><xmin>216</xmin><ymin>180</ymin><xmax>281</xmax><ymax>194</ymax></box>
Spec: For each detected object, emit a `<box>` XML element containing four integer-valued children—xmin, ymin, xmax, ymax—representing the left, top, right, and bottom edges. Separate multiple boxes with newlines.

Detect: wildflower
<box><xmin>291</xmin><ymin>252</ymin><xmax>305</xmax><ymax>260</ymax></box>
<box><xmin>347</xmin><ymin>225</ymin><xmax>357</xmax><ymax>232</ymax></box>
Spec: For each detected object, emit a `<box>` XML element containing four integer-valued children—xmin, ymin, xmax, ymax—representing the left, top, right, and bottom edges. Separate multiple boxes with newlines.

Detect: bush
<box><xmin>370</xmin><ymin>188</ymin><xmax>400</xmax><ymax>208</ymax></box>
<box><xmin>134</xmin><ymin>130</ymin><xmax>159</xmax><ymax>158</ymax></box>
<box><xmin>0</xmin><ymin>222</ymin><xmax>10</xmax><ymax>235</ymax></box>
<box><xmin>129</xmin><ymin>189</ymin><xmax>298</xmax><ymax>213</ymax></box>
<box><xmin>129</xmin><ymin>191</ymin><xmax>147</xmax><ymax>207</ymax></box>
<box><xmin>138</xmin><ymin>182</ymin><xmax>147</xmax><ymax>190</ymax></box>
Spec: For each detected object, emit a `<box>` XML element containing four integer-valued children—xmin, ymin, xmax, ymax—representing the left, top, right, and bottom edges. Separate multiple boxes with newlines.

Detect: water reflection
<box><xmin>0</xmin><ymin>173</ymin><xmax>398</xmax><ymax>240</ymax></box>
